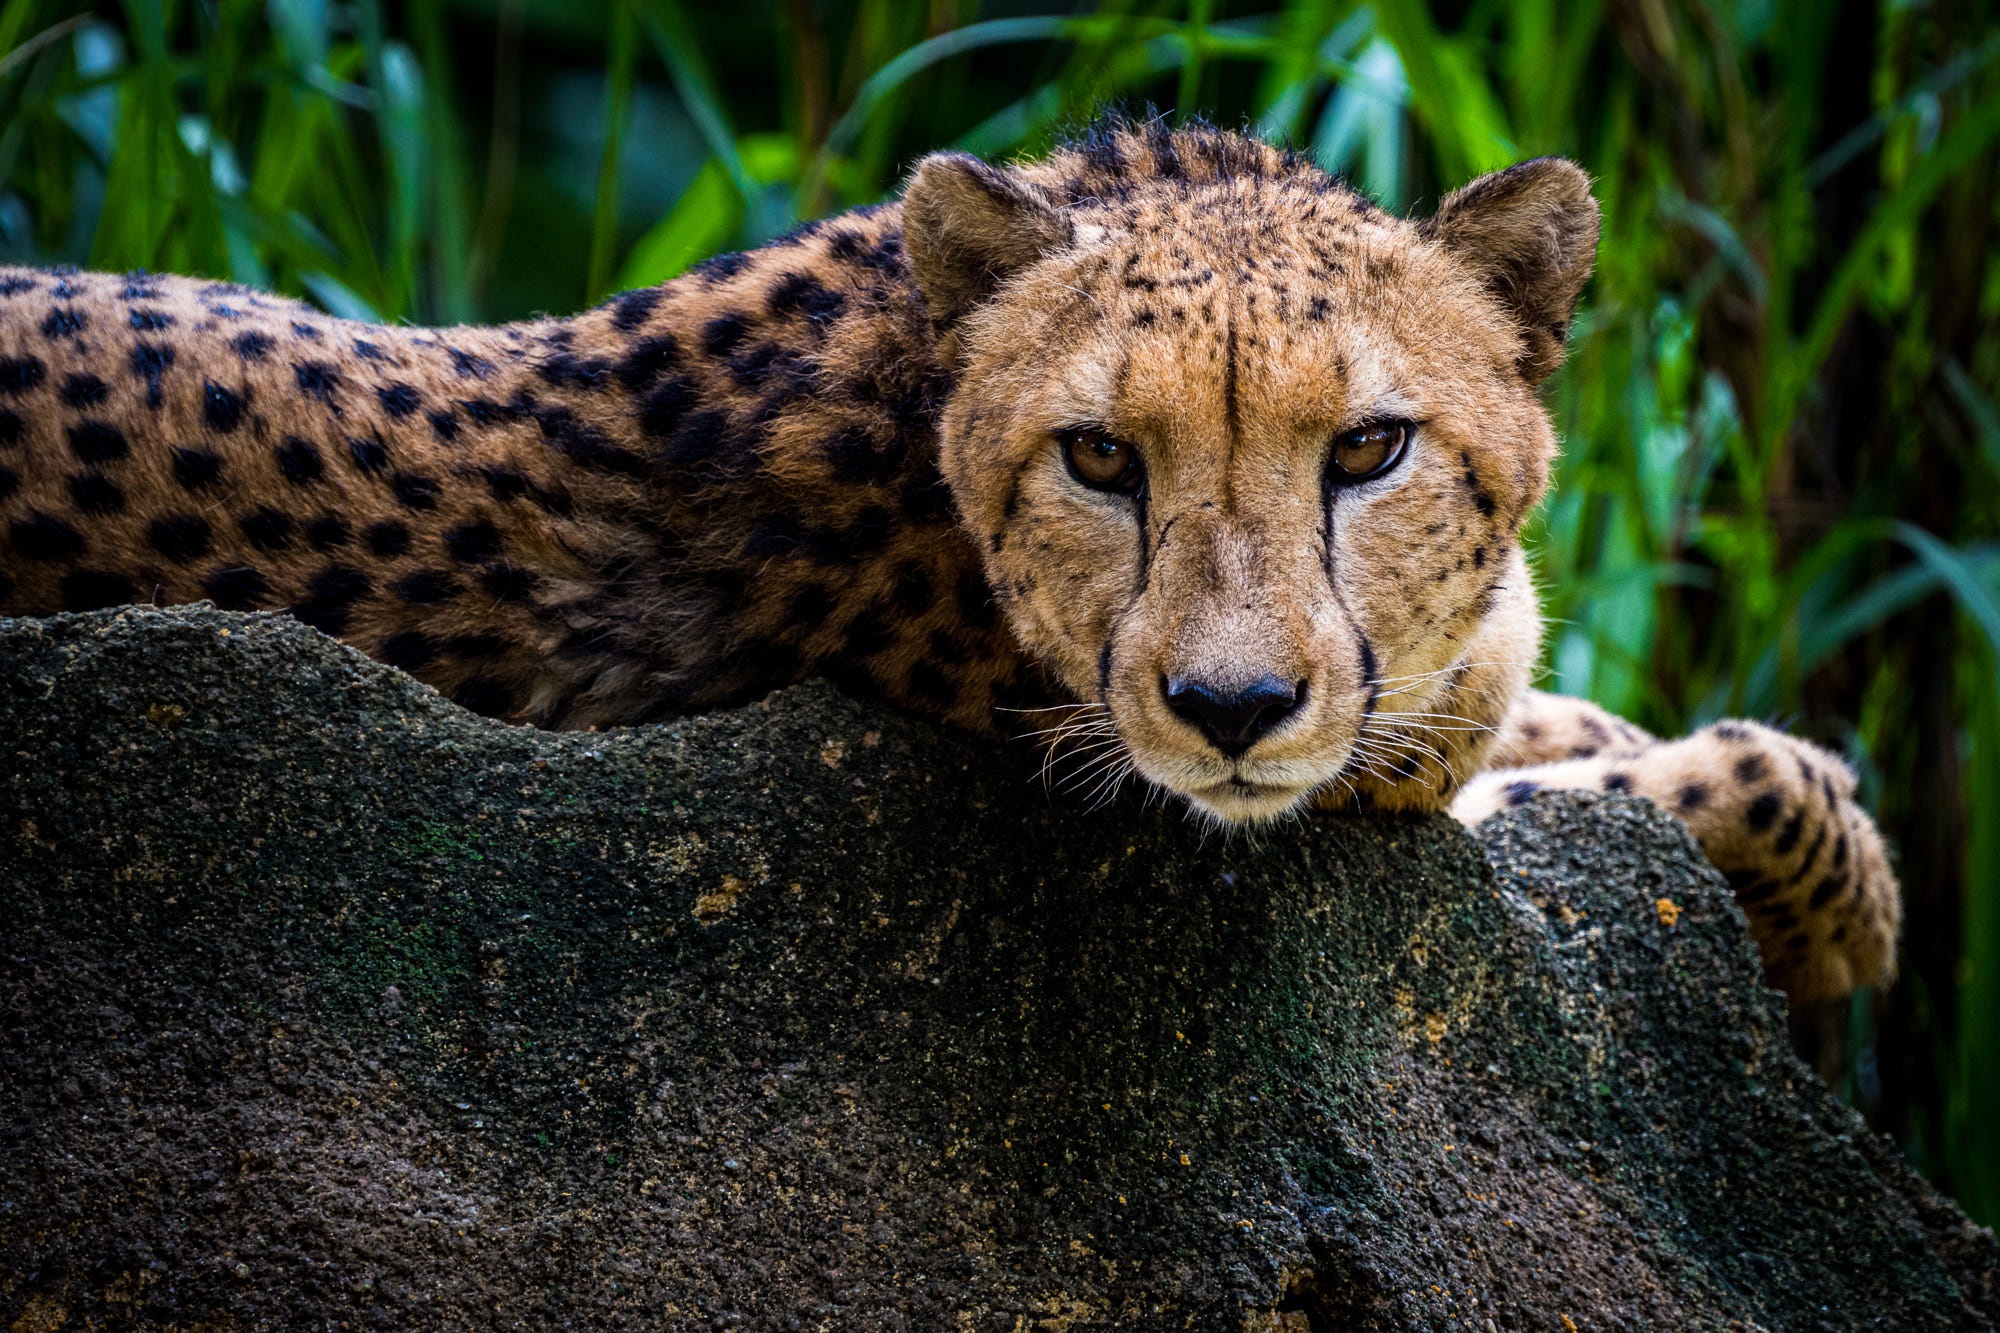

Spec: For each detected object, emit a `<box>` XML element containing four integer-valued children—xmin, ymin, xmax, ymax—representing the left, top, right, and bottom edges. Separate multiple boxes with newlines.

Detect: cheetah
<box><xmin>0</xmin><ymin>119</ymin><xmax>1896</xmax><ymax>1002</ymax></box>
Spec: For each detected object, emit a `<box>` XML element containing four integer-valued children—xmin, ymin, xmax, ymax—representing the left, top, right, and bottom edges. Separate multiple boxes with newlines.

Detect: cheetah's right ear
<box><xmin>1420</xmin><ymin>157</ymin><xmax>1600</xmax><ymax>385</ymax></box>
<box><xmin>902</xmin><ymin>152</ymin><xmax>1073</xmax><ymax>330</ymax></box>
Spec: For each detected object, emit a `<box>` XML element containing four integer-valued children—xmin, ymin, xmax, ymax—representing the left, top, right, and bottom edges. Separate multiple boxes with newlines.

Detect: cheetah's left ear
<box><xmin>902</xmin><ymin>152</ymin><xmax>1073</xmax><ymax>330</ymax></box>
<box><xmin>1420</xmin><ymin>158</ymin><xmax>1599</xmax><ymax>385</ymax></box>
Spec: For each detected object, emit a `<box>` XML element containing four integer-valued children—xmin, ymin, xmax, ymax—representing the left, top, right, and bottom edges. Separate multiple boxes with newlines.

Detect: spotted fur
<box><xmin>0</xmin><ymin>120</ymin><xmax>1896</xmax><ymax>999</ymax></box>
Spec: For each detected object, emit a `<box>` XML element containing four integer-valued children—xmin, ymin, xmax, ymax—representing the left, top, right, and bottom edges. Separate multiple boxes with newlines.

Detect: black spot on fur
<box><xmin>347</xmin><ymin>436</ymin><xmax>390</xmax><ymax>476</ymax></box>
<box><xmin>1676</xmin><ymin>782</ymin><xmax>1709</xmax><ymax>811</ymax></box>
<box><xmin>701</xmin><ymin>311</ymin><xmax>750</xmax><ymax>357</ymax></box>
<box><xmin>658</xmin><ymin>408</ymin><xmax>752</xmax><ymax>481</ymax></box>
<box><xmin>899</xmin><ymin>630</ymin><xmax>955</xmax><ymax>673</ymax></box>
<box><xmin>0</xmin><ymin>276</ymin><xmax>36</xmax><ymax>296</ymax></box>
<box><xmin>0</xmin><ymin>409</ymin><xmax>22</xmax><ymax>445</ymax></box>
<box><xmin>907</xmin><ymin>661</ymin><xmax>957</xmax><ymax>707</ymax></box>
<box><xmin>842</xmin><ymin>609</ymin><xmax>895</xmax><ymax>659</ymax></box>
<box><xmin>42</xmin><ymin>307</ymin><xmax>87</xmax><ymax>339</ymax></box>
<box><xmin>729</xmin><ymin>343</ymin><xmax>816</xmax><ymax>398</ymax></box>
<box><xmin>128</xmin><ymin>308</ymin><xmax>173</xmax><ymax>331</ymax></box>
<box><xmin>449</xmin><ymin>346</ymin><xmax>493</xmax><ymax>379</ymax></box>
<box><xmin>60</xmin><ymin>373</ymin><xmax>108</xmax><ymax>408</ymax></box>
<box><xmin>240</xmin><ymin>507</ymin><xmax>294</xmax><ymax>551</ymax></box>
<box><xmin>452</xmin><ymin>677</ymin><xmax>517</xmax><ymax>717</ymax></box>
<box><xmin>60</xmin><ymin>568</ymin><xmax>134</xmax><ymax>611</ymax></box>
<box><xmin>956</xmin><ymin>568</ymin><xmax>997</xmax><ymax>629</ymax></box>
<box><xmin>1712</xmin><ymin>721</ymin><xmax>1752</xmax><ymax>741</ymax></box>
<box><xmin>9</xmin><ymin>512</ymin><xmax>86</xmax><ymax>561</ymax></box>
<box><xmin>276</xmin><ymin>436</ymin><xmax>325</xmax><ymax>484</ymax></box>
<box><xmin>305</xmin><ymin>516</ymin><xmax>352</xmax><ymax>551</ymax></box>
<box><xmin>445</xmin><ymin>632</ymin><xmax>507</xmax><ymax>659</ymax></box>
<box><xmin>900</xmin><ymin>468</ymin><xmax>954</xmax><ymax>524</ymax></box>
<box><xmin>129</xmin><ymin>342</ymin><xmax>175</xmax><ymax>407</ymax></box>
<box><xmin>203</xmin><ymin>380</ymin><xmax>247</xmax><ymax>433</ymax></box>
<box><xmin>233</xmin><ymin>330</ymin><xmax>274</xmax><ymax>361</ymax></box>
<box><xmin>822</xmin><ymin>425</ymin><xmax>906</xmax><ymax>486</ymax></box>
<box><xmin>1746</xmin><ymin>790</ymin><xmax>1782</xmax><ymax>832</ymax></box>
<box><xmin>482</xmin><ymin>467</ymin><xmax>530</xmax><ymax>502</ymax></box>
<box><xmin>458</xmin><ymin>396</ymin><xmax>523</xmax><ymax>429</ymax></box>
<box><xmin>784</xmin><ymin>583</ymin><xmax>836</xmax><ymax>631</ymax></box>
<box><xmin>1774</xmin><ymin>808</ymin><xmax>1805</xmax><ymax>855</ymax></box>
<box><xmin>445</xmin><ymin>520</ymin><xmax>501</xmax><ymax>564</ymax></box>
<box><xmin>744</xmin><ymin>513</ymin><xmax>804</xmax><ymax>560</ymax></box>
<box><xmin>391</xmin><ymin>472</ymin><xmax>441</xmax><ymax>510</ymax></box>
<box><xmin>537</xmin><ymin>403</ymin><xmax>645</xmax><ymax>474</ymax></box>
<box><xmin>171</xmin><ymin>447</ymin><xmax>223</xmax><ymax>491</ymax></box>
<box><xmin>429</xmin><ymin>410</ymin><xmax>460</xmax><ymax>442</ymax></box>
<box><xmin>1808</xmin><ymin>873</ymin><xmax>1849</xmax><ymax>910</ymax></box>
<box><xmin>532</xmin><ymin>482</ymin><xmax>574</xmax><ymax>518</ymax></box>
<box><xmin>541</xmin><ymin>350</ymin><xmax>616</xmax><ymax>391</ymax></box>
<box><xmin>479</xmin><ymin>563</ymin><xmax>537</xmax><ymax>602</ymax></box>
<box><xmin>352</xmin><ymin>339</ymin><xmax>386</xmax><ymax>360</ymax></box>
<box><xmin>390</xmin><ymin>564</ymin><xmax>458</xmax><ymax>600</ymax></box>
<box><xmin>148</xmin><ymin>514</ymin><xmax>213</xmax><ymax>564</ymax></box>
<box><xmin>291</xmin><ymin>321</ymin><xmax>320</xmax><ymax>340</ymax></box>
<box><xmin>1726</xmin><ymin>867</ymin><xmax>1778</xmax><ymax>902</ymax></box>
<box><xmin>66</xmin><ymin>472</ymin><xmax>125</xmax><ymax>515</ymax></box>
<box><xmin>66</xmin><ymin>421</ymin><xmax>128</xmax><ymax>464</ymax></box>
<box><xmin>0</xmin><ymin>464</ymin><xmax>14</xmax><ymax>502</ymax></box>
<box><xmin>203</xmin><ymin>564</ymin><xmax>271</xmax><ymax>610</ymax></box>
<box><xmin>294</xmin><ymin>360</ymin><xmax>342</xmax><ymax>404</ymax></box>
<box><xmin>378</xmin><ymin>383</ymin><xmax>422</xmax><ymax>418</ymax></box>
<box><xmin>379</xmin><ymin>631</ymin><xmax>437</xmax><ymax>670</ymax></box>
<box><xmin>1503</xmin><ymin>779</ymin><xmax>1540</xmax><ymax>806</ymax></box>
<box><xmin>893</xmin><ymin>561</ymin><xmax>934</xmax><ymax>614</ymax></box>
<box><xmin>1602</xmin><ymin>772</ymin><xmax>1633</xmax><ymax>793</ymax></box>
<box><xmin>610</xmin><ymin>287</ymin><xmax>662</xmax><ymax>332</ymax></box>
<box><xmin>0</xmin><ymin>355</ymin><xmax>46</xmax><ymax>395</ymax></box>
<box><xmin>292</xmin><ymin>566</ymin><xmax>372</xmax><ymax>634</ymax></box>
<box><xmin>1734</xmin><ymin>753</ymin><xmax>1769</xmax><ymax>784</ymax></box>
<box><xmin>768</xmin><ymin>271</ymin><xmax>845</xmax><ymax>330</ymax></box>
<box><xmin>812</xmin><ymin>505</ymin><xmax>894</xmax><ymax>563</ymax></box>
<box><xmin>690</xmin><ymin>251</ymin><xmax>750</xmax><ymax>282</ymax></box>
<box><xmin>366</xmin><ymin>521</ymin><xmax>411</xmax><ymax>557</ymax></box>
<box><xmin>637</xmin><ymin>376</ymin><xmax>698</xmax><ymax>439</ymax></box>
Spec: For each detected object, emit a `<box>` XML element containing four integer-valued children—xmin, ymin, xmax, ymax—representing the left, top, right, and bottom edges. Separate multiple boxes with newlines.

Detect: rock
<box><xmin>0</xmin><ymin>604</ymin><xmax>1992</xmax><ymax>1332</ymax></box>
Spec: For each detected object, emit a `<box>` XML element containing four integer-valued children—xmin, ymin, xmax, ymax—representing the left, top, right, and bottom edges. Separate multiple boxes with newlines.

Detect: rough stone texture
<box><xmin>0</xmin><ymin>606</ymin><xmax>1993</xmax><ymax>1333</ymax></box>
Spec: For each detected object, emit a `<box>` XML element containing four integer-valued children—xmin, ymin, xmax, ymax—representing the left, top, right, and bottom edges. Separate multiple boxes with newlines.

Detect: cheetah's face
<box><xmin>905</xmin><ymin>148</ymin><xmax>1598</xmax><ymax>823</ymax></box>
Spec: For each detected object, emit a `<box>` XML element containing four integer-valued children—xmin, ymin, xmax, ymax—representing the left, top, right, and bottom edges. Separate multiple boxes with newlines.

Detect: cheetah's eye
<box><xmin>1059</xmin><ymin>428</ymin><xmax>1145</xmax><ymax>496</ymax></box>
<box><xmin>1326</xmin><ymin>419</ymin><xmax>1413</xmax><ymax>486</ymax></box>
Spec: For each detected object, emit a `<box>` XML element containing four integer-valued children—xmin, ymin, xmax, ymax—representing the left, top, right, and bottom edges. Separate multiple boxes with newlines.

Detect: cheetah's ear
<box><xmin>1420</xmin><ymin>158</ymin><xmax>1599</xmax><ymax>385</ymax></box>
<box><xmin>903</xmin><ymin>152</ymin><xmax>1073</xmax><ymax>329</ymax></box>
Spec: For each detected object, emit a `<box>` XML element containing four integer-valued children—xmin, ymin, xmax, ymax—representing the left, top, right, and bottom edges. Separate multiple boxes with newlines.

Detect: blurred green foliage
<box><xmin>1</xmin><ymin>0</ymin><xmax>1996</xmax><ymax>1217</ymax></box>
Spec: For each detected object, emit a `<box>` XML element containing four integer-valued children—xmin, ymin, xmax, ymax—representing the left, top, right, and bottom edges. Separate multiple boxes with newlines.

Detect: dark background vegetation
<box><xmin>0</xmin><ymin>0</ymin><xmax>1995</xmax><ymax>1222</ymax></box>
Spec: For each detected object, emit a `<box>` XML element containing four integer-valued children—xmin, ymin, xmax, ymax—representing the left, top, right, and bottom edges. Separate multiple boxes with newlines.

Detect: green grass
<box><xmin>2</xmin><ymin>0</ymin><xmax>1996</xmax><ymax>1219</ymax></box>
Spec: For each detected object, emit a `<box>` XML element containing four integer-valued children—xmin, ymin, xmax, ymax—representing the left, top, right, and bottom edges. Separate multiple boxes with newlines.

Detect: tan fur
<box><xmin>0</xmin><ymin>120</ymin><xmax>1897</xmax><ymax>999</ymax></box>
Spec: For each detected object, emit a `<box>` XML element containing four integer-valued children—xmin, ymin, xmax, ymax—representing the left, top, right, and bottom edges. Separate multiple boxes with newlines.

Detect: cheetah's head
<box><xmin>903</xmin><ymin>125</ymin><xmax>1598</xmax><ymax>823</ymax></box>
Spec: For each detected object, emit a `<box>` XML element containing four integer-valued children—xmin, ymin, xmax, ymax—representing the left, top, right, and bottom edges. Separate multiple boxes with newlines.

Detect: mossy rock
<box><xmin>1</xmin><ymin>605</ymin><xmax>1993</xmax><ymax>1330</ymax></box>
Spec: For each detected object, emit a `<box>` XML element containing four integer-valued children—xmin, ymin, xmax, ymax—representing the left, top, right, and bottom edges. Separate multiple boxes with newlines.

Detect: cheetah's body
<box><xmin>0</xmin><ymin>122</ymin><xmax>1897</xmax><ymax>1000</ymax></box>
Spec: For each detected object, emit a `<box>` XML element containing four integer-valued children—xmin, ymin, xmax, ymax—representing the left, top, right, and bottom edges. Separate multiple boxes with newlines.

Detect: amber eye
<box><xmin>1059</xmin><ymin>428</ymin><xmax>1145</xmax><ymax>495</ymax></box>
<box><xmin>1327</xmin><ymin>419</ymin><xmax>1413</xmax><ymax>486</ymax></box>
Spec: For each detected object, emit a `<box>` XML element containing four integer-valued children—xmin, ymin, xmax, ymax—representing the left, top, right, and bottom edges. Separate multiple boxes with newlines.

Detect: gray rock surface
<box><xmin>0</xmin><ymin>605</ymin><xmax>1994</xmax><ymax>1331</ymax></box>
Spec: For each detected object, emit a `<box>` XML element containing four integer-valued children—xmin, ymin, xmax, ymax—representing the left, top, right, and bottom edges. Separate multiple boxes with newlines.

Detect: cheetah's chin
<box><xmin>1174</xmin><ymin>778</ymin><xmax>1315</xmax><ymax>826</ymax></box>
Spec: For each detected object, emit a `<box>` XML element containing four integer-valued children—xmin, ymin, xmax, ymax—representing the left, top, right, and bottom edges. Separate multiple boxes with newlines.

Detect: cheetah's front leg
<box><xmin>1452</xmin><ymin>691</ymin><xmax>1901</xmax><ymax>1002</ymax></box>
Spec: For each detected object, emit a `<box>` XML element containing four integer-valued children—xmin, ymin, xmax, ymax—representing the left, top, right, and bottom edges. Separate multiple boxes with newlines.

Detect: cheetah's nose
<box><xmin>1163</xmin><ymin>674</ymin><xmax>1305</xmax><ymax>759</ymax></box>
